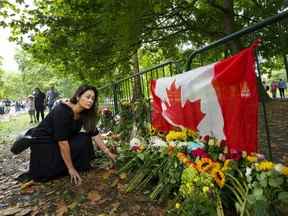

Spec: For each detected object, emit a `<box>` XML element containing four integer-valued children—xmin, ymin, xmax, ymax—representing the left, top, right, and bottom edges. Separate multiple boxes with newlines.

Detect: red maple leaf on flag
<box><xmin>163</xmin><ymin>80</ymin><xmax>205</xmax><ymax>131</ymax></box>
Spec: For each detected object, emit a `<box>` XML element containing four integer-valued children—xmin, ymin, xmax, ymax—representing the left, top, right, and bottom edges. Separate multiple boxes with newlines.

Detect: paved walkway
<box><xmin>259</xmin><ymin>99</ymin><xmax>288</xmax><ymax>164</ymax></box>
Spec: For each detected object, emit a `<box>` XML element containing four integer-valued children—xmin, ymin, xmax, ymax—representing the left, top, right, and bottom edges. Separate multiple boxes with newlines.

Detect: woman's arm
<box><xmin>93</xmin><ymin>134</ymin><xmax>117</xmax><ymax>161</ymax></box>
<box><xmin>58</xmin><ymin>140</ymin><xmax>82</xmax><ymax>185</ymax></box>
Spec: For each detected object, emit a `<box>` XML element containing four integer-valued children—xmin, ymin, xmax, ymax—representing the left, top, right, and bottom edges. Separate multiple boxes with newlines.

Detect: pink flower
<box><xmin>191</xmin><ymin>148</ymin><xmax>209</xmax><ymax>158</ymax></box>
<box><xmin>131</xmin><ymin>146</ymin><xmax>140</xmax><ymax>152</ymax></box>
<box><xmin>226</xmin><ymin>149</ymin><xmax>242</xmax><ymax>160</ymax></box>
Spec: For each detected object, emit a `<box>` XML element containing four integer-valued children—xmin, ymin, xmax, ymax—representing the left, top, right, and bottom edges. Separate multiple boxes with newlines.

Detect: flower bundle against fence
<box><xmin>114</xmin><ymin>128</ymin><xmax>288</xmax><ymax>216</ymax></box>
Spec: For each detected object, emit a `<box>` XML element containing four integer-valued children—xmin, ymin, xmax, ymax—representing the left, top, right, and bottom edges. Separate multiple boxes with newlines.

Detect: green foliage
<box><xmin>0</xmin><ymin>0</ymin><xmax>287</xmax><ymax>98</ymax></box>
<box><xmin>2</xmin><ymin>0</ymin><xmax>286</xmax><ymax>87</ymax></box>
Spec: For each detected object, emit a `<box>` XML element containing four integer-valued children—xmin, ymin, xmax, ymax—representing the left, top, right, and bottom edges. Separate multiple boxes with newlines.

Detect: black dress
<box><xmin>26</xmin><ymin>102</ymin><xmax>98</xmax><ymax>182</ymax></box>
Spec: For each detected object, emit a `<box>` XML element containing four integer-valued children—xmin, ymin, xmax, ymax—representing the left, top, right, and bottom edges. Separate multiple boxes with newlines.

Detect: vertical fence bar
<box><xmin>255</xmin><ymin>50</ymin><xmax>273</xmax><ymax>161</ymax></box>
<box><xmin>112</xmin><ymin>82</ymin><xmax>119</xmax><ymax>114</ymax></box>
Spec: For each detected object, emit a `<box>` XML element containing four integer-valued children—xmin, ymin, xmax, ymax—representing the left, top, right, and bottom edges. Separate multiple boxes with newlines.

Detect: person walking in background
<box><xmin>278</xmin><ymin>79</ymin><xmax>287</xmax><ymax>99</ymax></box>
<box><xmin>46</xmin><ymin>86</ymin><xmax>59</xmax><ymax>112</ymax></box>
<box><xmin>270</xmin><ymin>80</ymin><xmax>278</xmax><ymax>99</ymax></box>
<box><xmin>33</xmin><ymin>88</ymin><xmax>46</xmax><ymax>122</ymax></box>
<box><xmin>27</xmin><ymin>95</ymin><xmax>36</xmax><ymax>123</ymax></box>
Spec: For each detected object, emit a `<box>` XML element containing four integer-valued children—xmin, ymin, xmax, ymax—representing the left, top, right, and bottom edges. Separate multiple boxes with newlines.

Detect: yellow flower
<box><xmin>175</xmin><ymin>203</ymin><xmax>181</xmax><ymax>209</ymax></box>
<box><xmin>212</xmin><ymin>162</ymin><xmax>221</xmax><ymax>170</ymax></box>
<box><xmin>256</xmin><ymin>161</ymin><xmax>274</xmax><ymax>171</ymax></box>
<box><xmin>247</xmin><ymin>155</ymin><xmax>257</xmax><ymax>163</ymax></box>
<box><xmin>281</xmin><ymin>166</ymin><xmax>288</xmax><ymax>176</ymax></box>
<box><xmin>186</xmin><ymin>129</ymin><xmax>199</xmax><ymax>139</ymax></box>
<box><xmin>150</xmin><ymin>127</ymin><xmax>157</xmax><ymax>136</ymax></box>
<box><xmin>222</xmin><ymin>159</ymin><xmax>232</xmax><ymax>171</ymax></box>
<box><xmin>202</xmin><ymin>186</ymin><xmax>209</xmax><ymax>193</ymax></box>
<box><xmin>211</xmin><ymin>169</ymin><xmax>225</xmax><ymax>188</ymax></box>
<box><xmin>166</xmin><ymin>130</ymin><xmax>187</xmax><ymax>142</ymax></box>
<box><xmin>196</xmin><ymin>158</ymin><xmax>213</xmax><ymax>173</ymax></box>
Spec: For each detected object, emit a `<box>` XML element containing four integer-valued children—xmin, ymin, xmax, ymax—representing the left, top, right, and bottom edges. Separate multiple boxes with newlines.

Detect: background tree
<box><xmin>1</xmin><ymin>0</ymin><xmax>287</xmax><ymax>88</ymax></box>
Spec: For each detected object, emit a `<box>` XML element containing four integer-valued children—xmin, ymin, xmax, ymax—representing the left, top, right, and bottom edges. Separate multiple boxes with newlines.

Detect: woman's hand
<box><xmin>94</xmin><ymin>134</ymin><xmax>118</xmax><ymax>162</ymax></box>
<box><xmin>68</xmin><ymin>168</ymin><xmax>82</xmax><ymax>185</ymax></box>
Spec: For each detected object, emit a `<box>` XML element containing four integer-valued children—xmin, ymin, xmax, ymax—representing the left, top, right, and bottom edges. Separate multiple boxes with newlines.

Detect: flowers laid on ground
<box><xmin>113</xmin><ymin>128</ymin><xmax>288</xmax><ymax>215</ymax></box>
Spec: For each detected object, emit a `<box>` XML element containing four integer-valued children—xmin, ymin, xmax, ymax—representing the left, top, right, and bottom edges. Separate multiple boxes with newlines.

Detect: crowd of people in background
<box><xmin>0</xmin><ymin>86</ymin><xmax>60</xmax><ymax>124</ymax></box>
<box><xmin>264</xmin><ymin>79</ymin><xmax>287</xmax><ymax>99</ymax></box>
<box><xmin>27</xmin><ymin>86</ymin><xmax>59</xmax><ymax>123</ymax></box>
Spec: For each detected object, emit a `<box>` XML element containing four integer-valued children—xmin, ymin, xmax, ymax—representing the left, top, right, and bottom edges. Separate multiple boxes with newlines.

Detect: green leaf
<box><xmin>247</xmin><ymin>194</ymin><xmax>256</xmax><ymax>204</ymax></box>
<box><xmin>278</xmin><ymin>192</ymin><xmax>288</xmax><ymax>202</ymax></box>
<box><xmin>268</xmin><ymin>177</ymin><xmax>284</xmax><ymax>187</ymax></box>
<box><xmin>253</xmin><ymin>188</ymin><xmax>265</xmax><ymax>201</ymax></box>
<box><xmin>255</xmin><ymin>200</ymin><xmax>269</xmax><ymax>216</ymax></box>
<box><xmin>137</xmin><ymin>153</ymin><xmax>145</xmax><ymax>161</ymax></box>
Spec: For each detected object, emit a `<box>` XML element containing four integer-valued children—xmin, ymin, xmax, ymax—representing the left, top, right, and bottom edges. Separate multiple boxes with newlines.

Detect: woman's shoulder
<box><xmin>53</xmin><ymin>102</ymin><xmax>74</xmax><ymax>116</ymax></box>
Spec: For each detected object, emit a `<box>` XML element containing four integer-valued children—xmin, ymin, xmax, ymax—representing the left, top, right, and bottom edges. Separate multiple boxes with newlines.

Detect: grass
<box><xmin>0</xmin><ymin>113</ymin><xmax>33</xmax><ymax>143</ymax></box>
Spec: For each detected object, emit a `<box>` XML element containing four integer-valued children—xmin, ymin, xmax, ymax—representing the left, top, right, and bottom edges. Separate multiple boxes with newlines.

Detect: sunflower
<box><xmin>211</xmin><ymin>168</ymin><xmax>225</xmax><ymax>188</ymax></box>
<box><xmin>196</xmin><ymin>158</ymin><xmax>213</xmax><ymax>172</ymax></box>
<box><xmin>212</xmin><ymin>162</ymin><xmax>222</xmax><ymax>170</ymax></box>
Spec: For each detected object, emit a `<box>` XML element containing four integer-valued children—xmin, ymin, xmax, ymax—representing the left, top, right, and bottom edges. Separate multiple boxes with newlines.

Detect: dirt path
<box><xmin>0</xmin><ymin>136</ymin><xmax>165</xmax><ymax>216</ymax></box>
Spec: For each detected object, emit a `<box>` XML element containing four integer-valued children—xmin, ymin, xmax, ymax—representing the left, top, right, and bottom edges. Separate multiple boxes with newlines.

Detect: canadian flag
<box><xmin>150</xmin><ymin>45</ymin><xmax>259</xmax><ymax>153</ymax></box>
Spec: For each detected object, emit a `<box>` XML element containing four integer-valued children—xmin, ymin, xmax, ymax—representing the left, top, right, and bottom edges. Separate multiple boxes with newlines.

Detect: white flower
<box><xmin>129</xmin><ymin>137</ymin><xmax>141</xmax><ymax>148</ymax></box>
<box><xmin>274</xmin><ymin>164</ymin><xmax>284</xmax><ymax>173</ymax></box>
<box><xmin>245</xmin><ymin>167</ymin><xmax>252</xmax><ymax>177</ymax></box>
<box><xmin>149</xmin><ymin>136</ymin><xmax>167</xmax><ymax>147</ymax></box>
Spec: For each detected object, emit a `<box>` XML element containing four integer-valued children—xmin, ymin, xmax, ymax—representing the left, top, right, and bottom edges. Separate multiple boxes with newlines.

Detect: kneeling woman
<box><xmin>12</xmin><ymin>85</ymin><xmax>116</xmax><ymax>185</ymax></box>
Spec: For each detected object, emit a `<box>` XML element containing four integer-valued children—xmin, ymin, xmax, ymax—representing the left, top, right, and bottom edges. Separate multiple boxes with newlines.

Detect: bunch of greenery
<box><xmin>117</xmin><ymin>145</ymin><xmax>182</xmax><ymax>203</ymax></box>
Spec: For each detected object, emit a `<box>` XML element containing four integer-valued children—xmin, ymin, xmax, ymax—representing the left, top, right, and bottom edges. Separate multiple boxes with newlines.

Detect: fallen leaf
<box><xmin>30</xmin><ymin>207</ymin><xmax>40</xmax><ymax>216</ymax></box>
<box><xmin>68</xmin><ymin>202</ymin><xmax>77</xmax><ymax>209</ymax></box>
<box><xmin>111</xmin><ymin>178</ymin><xmax>119</xmax><ymax>187</ymax></box>
<box><xmin>46</xmin><ymin>190</ymin><xmax>56</xmax><ymax>196</ymax></box>
<box><xmin>15</xmin><ymin>208</ymin><xmax>32</xmax><ymax>216</ymax></box>
<box><xmin>117</xmin><ymin>183</ymin><xmax>126</xmax><ymax>194</ymax></box>
<box><xmin>20</xmin><ymin>187</ymin><xmax>35</xmax><ymax>194</ymax></box>
<box><xmin>110</xmin><ymin>201</ymin><xmax>121</xmax><ymax>215</ymax></box>
<box><xmin>87</xmin><ymin>191</ymin><xmax>102</xmax><ymax>203</ymax></box>
<box><xmin>0</xmin><ymin>207</ymin><xmax>21</xmax><ymax>216</ymax></box>
<box><xmin>56</xmin><ymin>200</ymin><xmax>68</xmax><ymax>216</ymax></box>
<box><xmin>20</xmin><ymin>180</ymin><xmax>34</xmax><ymax>190</ymax></box>
<box><xmin>101</xmin><ymin>170</ymin><xmax>115</xmax><ymax>180</ymax></box>
<box><xmin>119</xmin><ymin>173</ymin><xmax>127</xmax><ymax>180</ymax></box>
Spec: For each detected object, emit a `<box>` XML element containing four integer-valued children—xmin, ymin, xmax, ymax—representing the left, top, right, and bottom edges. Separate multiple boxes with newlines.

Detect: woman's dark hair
<box><xmin>70</xmin><ymin>85</ymin><xmax>98</xmax><ymax>133</ymax></box>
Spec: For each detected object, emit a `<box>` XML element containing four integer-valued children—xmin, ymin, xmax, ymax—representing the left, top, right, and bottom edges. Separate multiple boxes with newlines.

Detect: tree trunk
<box><xmin>223</xmin><ymin>0</ymin><xmax>241</xmax><ymax>53</ymax></box>
<box><xmin>284</xmin><ymin>54</ymin><xmax>288</xmax><ymax>80</ymax></box>
<box><xmin>131</xmin><ymin>50</ymin><xmax>143</xmax><ymax>101</ymax></box>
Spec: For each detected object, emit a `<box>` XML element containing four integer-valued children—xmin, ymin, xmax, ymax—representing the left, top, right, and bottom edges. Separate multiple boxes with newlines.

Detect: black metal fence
<box><xmin>98</xmin><ymin>11</ymin><xmax>288</xmax><ymax>163</ymax></box>
<box><xmin>98</xmin><ymin>60</ymin><xmax>179</xmax><ymax>114</ymax></box>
